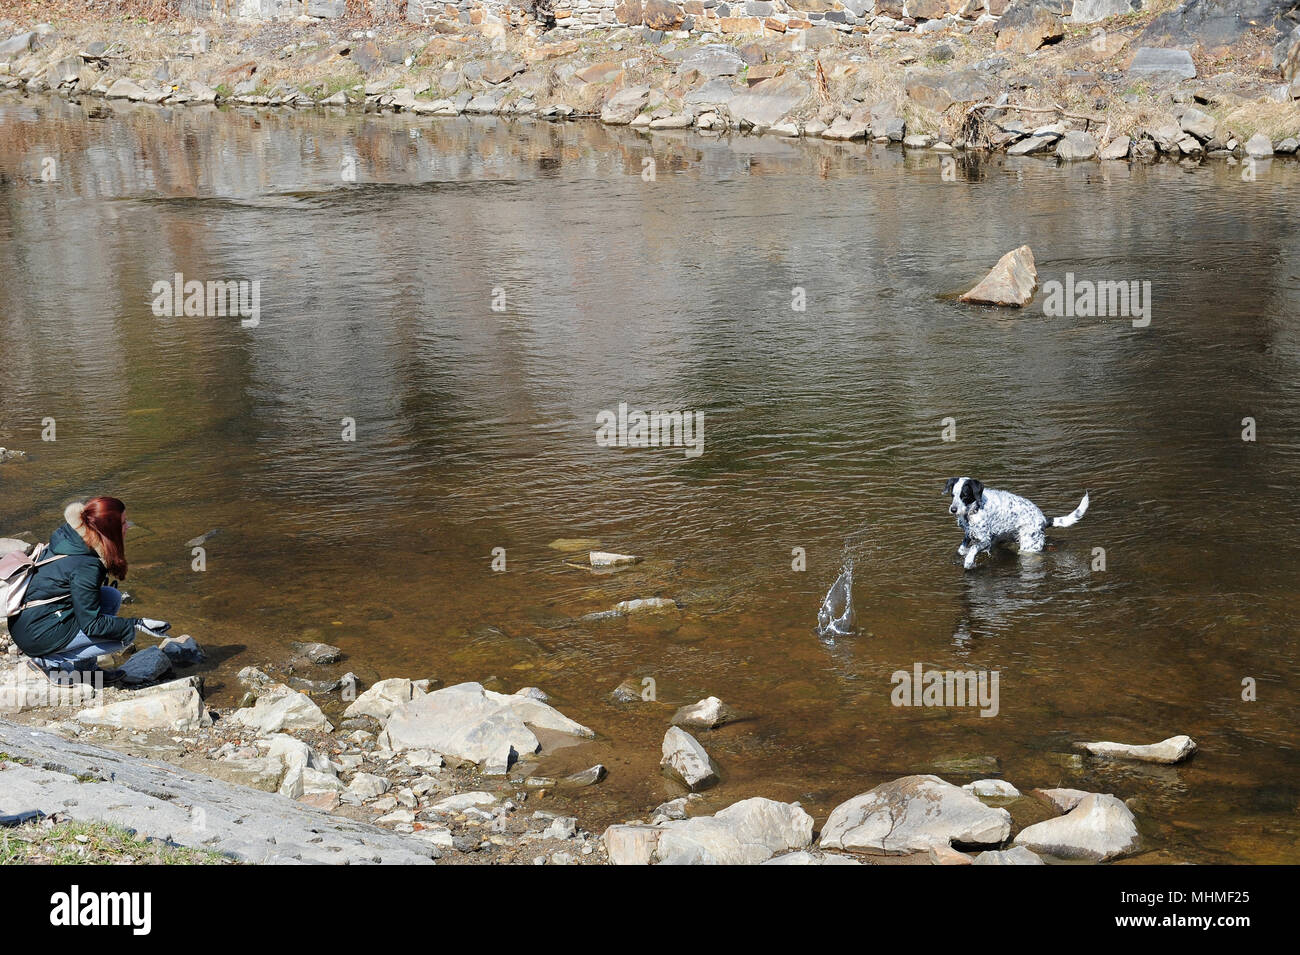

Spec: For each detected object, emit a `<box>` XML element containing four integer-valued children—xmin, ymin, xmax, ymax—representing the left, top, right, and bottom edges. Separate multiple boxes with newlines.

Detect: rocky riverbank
<box><xmin>1</xmin><ymin>539</ymin><xmax>1199</xmax><ymax>865</ymax></box>
<box><xmin>2</xmin><ymin>1</ymin><xmax>1299</xmax><ymax>162</ymax></box>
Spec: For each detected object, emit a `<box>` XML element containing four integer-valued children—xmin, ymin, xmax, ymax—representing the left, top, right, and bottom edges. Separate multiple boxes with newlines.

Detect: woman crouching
<box><xmin>8</xmin><ymin>497</ymin><xmax>170</xmax><ymax>679</ymax></box>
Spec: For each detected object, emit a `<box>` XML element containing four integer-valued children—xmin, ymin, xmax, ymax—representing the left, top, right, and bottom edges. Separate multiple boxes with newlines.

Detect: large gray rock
<box><xmin>1178</xmin><ymin>107</ymin><xmax>1216</xmax><ymax>140</ymax></box>
<box><xmin>118</xmin><ymin>647</ymin><xmax>173</xmax><ymax>686</ymax></box>
<box><xmin>679</xmin><ymin>44</ymin><xmax>748</xmax><ymax>78</ymax></box>
<box><xmin>74</xmin><ymin>683</ymin><xmax>209</xmax><ymax>732</ymax></box>
<box><xmin>1069</xmin><ymin>0</ymin><xmax>1139</xmax><ymax>23</ymax></box>
<box><xmin>379</xmin><ymin>682</ymin><xmax>594</xmax><ymax>768</ymax></box>
<box><xmin>905</xmin><ymin>68</ymin><xmax>998</xmax><ymax>112</ymax></box>
<box><xmin>0</xmin><ymin>719</ymin><xmax>434</xmax><ymax>864</ymax></box>
<box><xmin>343</xmin><ymin>677</ymin><xmax>425</xmax><ymax>721</ymax></box>
<box><xmin>0</xmin><ymin>32</ymin><xmax>34</xmax><ymax>59</ymax></box>
<box><xmin>1127</xmin><ymin>47</ymin><xmax>1198</xmax><ymax>80</ymax></box>
<box><xmin>1075</xmin><ymin>734</ymin><xmax>1197</xmax><ymax>764</ymax></box>
<box><xmin>661</xmin><ymin>726</ymin><xmax>720</xmax><ymax>791</ymax></box>
<box><xmin>820</xmin><ymin>775</ymin><xmax>1012</xmax><ymax>854</ymax></box>
<box><xmin>229</xmin><ymin>684</ymin><xmax>333</xmax><ymax>734</ymax></box>
<box><xmin>105</xmin><ymin>77</ymin><xmax>146</xmax><ymax>100</ymax></box>
<box><xmin>1141</xmin><ymin>0</ymin><xmax>1298</xmax><ymax>50</ymax></box>
<box><xmin>1056</xmin><ymin>130</ymin><xmax>1098</xmax><ymax>160</ymax></box>
<box><xmin>1244</xmin><ymin>133</ymin><xmax>1275</xmax><ymax>158</ymax></box>
<box><xmin>1014</xmin><ymin>793</ymin><xmax>1139</xmax><ymax>861</ymax></box>
<box><xmin>600</xmin><ymin>85</ymin><xmax>651</xmax><ymax>124</ymax></box>
<box><xmin>959</xmin><ymin>245</ymin><xmax>1038</xmax><ymax>307</ymax></box>
<box><xmin>996</xmin><ymin>2</ymin><xmax>1065</xmax><ymax>55</ymax></box>
<box><xmin>727</xmin><ymin>72</ymin><xmax>812</xmax><ymax>128</ymax></box>
<box><xmin>604</xmin><ymin>797</ymin><xmax>813</xmax><ymax>864</ymax></box>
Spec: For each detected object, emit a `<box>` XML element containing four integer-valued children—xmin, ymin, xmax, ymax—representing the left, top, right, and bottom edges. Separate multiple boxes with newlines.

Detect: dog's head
<box><xmin>944</xmin><ymin>477</ymin><xmax>984</xmax><ymax>517</ymax></box>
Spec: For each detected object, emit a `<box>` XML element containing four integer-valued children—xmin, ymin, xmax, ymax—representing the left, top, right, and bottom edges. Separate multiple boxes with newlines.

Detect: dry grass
<box><xmin>0</xmin><ymin>817</ymin><xmax>230</xmax><ymax>865</ymax></box>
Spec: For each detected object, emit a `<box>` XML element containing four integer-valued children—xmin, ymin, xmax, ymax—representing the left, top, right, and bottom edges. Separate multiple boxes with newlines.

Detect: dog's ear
<box><xmin>969</xmin><ymin>479</ymin><xmax>984</xmax><ymax>500</ymax></box>
<box><xmin>943</xmin><ymin>477</ymin><xmax>959</xmax><ymax>496</ymax></box>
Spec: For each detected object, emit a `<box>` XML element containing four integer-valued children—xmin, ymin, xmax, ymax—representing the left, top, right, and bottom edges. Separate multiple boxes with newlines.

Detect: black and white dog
<box><xmin>944</xmin><ymin>477</ymin><xmax>1089</xmax><ymax>570</ymax></box>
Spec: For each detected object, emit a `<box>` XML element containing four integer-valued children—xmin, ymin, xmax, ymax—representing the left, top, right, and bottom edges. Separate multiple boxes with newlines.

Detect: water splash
<box><xmin>816</xmin><ymin>558</ymin><xmax>856</xmax><ymax>639</ymax></box>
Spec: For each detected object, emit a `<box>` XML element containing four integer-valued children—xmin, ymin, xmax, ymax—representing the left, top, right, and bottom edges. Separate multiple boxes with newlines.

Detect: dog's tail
<box><xmin>1049</xmin><ymin>491</ymin><xmax>1090</xmax><ymax>529</ymax></box>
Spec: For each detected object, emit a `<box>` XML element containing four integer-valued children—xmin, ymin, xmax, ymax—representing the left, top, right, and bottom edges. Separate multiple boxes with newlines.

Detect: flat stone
<box><xmin>1128</xmin><ymin>47</ymin><xmax>1197</xmax><ymax>81</ymax></box>
<box><xmin>0</xmin><ymin>720</ymin><xmax>434</xmax><ymax>864</ymax></box>
<box><xmin>1014</xmin><ymin>793</ymin><xmax>1139</xmax><ymax>861</ymax></box>
<box><xmin>959</xmin><ymin>244</ymin><xmax>1037</xmax><ymax>307</ymax></box>
<box><xmin>600</xmin><ymin>85</ymin><xmax>651</xmax><ymax>124</ymax></box>
<box><xmin>379</xmin><ymin>682</ymin><xmax>594</xmax><ymax>767</ymax></box>
<box><xmin>1069</xmin><ymin>0</ymin><xmax>1137</xmax><ymax>24</ymax></box>
<box><xmin>820</xmin><ymin>775</ymin><xmax>1012</xmax><ymax>854</ymax></box>
<box><xmin>679</xmin><ymin>44</ymin><xmax>748</xmax><ymax>77</ymax></box>
<box><xmin>727</xmin><ymin>72</ymin><xmax>811</xmax><ymax>128</ymax></box>
<box><xmin>1074</xmin><ymin>734</ymin><xmax>1197</xmax><ymax>764</ymax></box>
<box><xmin>75</xmin><ymin>684</ymin><xmax>208</xmax><ymax>732</ymax></box>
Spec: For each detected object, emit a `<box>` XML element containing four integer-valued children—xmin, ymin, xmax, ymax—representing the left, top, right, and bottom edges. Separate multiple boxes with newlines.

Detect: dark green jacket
<box><xmin>6</xmin><ymin>522</ymin><xmax>141</xmax><ymax>657</ymax></box>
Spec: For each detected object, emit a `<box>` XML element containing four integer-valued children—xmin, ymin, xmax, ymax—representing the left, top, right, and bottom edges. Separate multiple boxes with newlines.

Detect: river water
<box><xmin>2</xmin><ymin>92</ymin><xmax>1298</xmax><ymax>862</ymax></box>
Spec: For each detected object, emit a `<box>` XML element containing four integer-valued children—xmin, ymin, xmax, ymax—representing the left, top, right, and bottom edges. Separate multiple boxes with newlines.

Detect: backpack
<box><xmin>0</xmin><ymin>543</ymin><xmax>69</xmax><ymax>619</ymax></box>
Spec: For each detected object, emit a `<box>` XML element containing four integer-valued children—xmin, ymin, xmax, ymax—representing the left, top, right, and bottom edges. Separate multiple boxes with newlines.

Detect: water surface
<box><xmin>2</xmin><ymin>93</ymin><xmax>1298</xmax><ymax>862</ymax></box>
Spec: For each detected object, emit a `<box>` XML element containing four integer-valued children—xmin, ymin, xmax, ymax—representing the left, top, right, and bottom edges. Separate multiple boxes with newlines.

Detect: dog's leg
<box><xmin>957</xmin><ymin>531</ymin><xmax>971</xmax><ymax>557</ymax></box>
<box><xmin>963</xmin><ymin>544</ymin><xmax>981</xmax><ymax>570</ymax></box>
<box><xmin>1019</xmin><ymin>526</ymin><xmax>1046</xmax><ymax>553</ymax></box>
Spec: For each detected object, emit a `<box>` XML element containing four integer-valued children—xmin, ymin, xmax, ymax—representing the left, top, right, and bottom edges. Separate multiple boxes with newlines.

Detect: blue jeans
<box><xmin>32</xmin><ymin>587</ymin><xmax>133</xmax><ymax>672</ymax></box>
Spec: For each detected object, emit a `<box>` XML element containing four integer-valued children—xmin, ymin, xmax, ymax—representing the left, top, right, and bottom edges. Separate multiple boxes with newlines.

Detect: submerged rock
<box><xmin>963</xmin><ymin>778</ymin><xmax>1021</xmax><ymax>799</ymax></box>
<box><xmin>1014</xmin><ymin>793</ymin><xmax>1139</xmax><ymax>861</ymax></box>
<box><xmin>1033</xmin><ymin>787</ymin><xmax>1091</xmax><ymax>813</ymax></box>
<box><xmin>661</xmin><ymin>726</ymin><xmax>720</xmax><ymax>791</ymax></box>
<box><xmin>973</xmin><ymin>846</ymin><xmax>1045</xmax><ymax>865</ymax></box>
<box><xmin>820</xmin><ymin>775</ymin><xmax>1012</xmax><ymax>854</ymax></box>
<box><xmin>291</xmin><ymin>641</ymin><xmax>342</xmax><ymax>664</ymax></box>
<box><xmin>589</xmin><ymin>551</ymin><xmax>641</xmax><ymax>568</ymax></box>
<box><xmin>959</xmin><ymin>245</ymin><xmax>1038</xmax><ymax>307</ymax></box>
<box><xmin>1075</xmin><ymin>734</ymin><xmax>1197</xmax><ymax>764</ymax></box>
<box><xmin>604</xmin><ymin>797</ymin><xmax>813</xmax><ymax>864</ymax></box>
<box><xmin>671</xmin><ymin>696</ymin><xmax>735</xmax><ymax>730</ymax></box>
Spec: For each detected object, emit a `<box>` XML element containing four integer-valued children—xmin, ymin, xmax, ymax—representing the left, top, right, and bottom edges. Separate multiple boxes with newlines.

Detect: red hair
<box><xmin>82</xmin><ymin>496</ymin><xmax>128</xmax><ymax>579</ymax></box>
